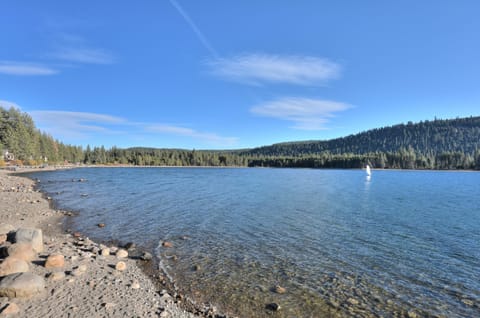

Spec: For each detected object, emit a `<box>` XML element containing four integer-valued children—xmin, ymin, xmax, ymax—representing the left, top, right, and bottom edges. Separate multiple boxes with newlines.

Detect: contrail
<box><xmin>168</xmin><ymin>0</ymin><xmax>219</xmax><ymax>58</ymax></box>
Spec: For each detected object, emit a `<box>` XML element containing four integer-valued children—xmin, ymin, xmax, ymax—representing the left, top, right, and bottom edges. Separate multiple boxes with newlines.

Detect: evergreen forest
<box><xmin>1</xmin><ymin>106</ymin><xmax>480</xmax><ymax>170</ymax></box>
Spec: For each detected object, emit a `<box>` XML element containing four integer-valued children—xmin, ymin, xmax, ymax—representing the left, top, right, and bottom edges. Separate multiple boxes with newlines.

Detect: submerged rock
<box><xmin>192</xmin><ymin>264</ymin><xmax>201</xmax><ymax>272</ymax></box>
<box><xmin>162</xmin><ymin>241</ymin><xmax>173</xmax><ymax>248</ymax></box>
<box><xmin>266</xmin><ymin>302</ymin><xmax>281</xmax><ymax>311</ymax></box>
<box><xmin>124</xmin><ymin>242</ymin><xmax>136</xmax><ymax>250</ymax></box>
<box><xmin>140</xmin><ymin>251</ymin><xmax>153</xmax><ymax>261</ymax></box>
<box><xmin>274</xmin><ymin>285</ymin><xmax>286</xmax><ymax>294</ymax></box>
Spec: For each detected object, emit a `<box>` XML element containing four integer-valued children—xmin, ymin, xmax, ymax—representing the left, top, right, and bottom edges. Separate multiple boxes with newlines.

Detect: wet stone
<box><xmin>162</xmin><ymin>241</ymin><xmax>173</xmax><ymax>248</ymax></box>
<box><xmin>140</xmin><ymin>251</ymin><xmax>153</xmax><ymax>261</ymax></box>
<box><xmin>274</xmin><ymin>285</ymin><xmax>286</xmax><ymax>294</ymax></box>
<box><xmin>266</xmin><ymin>302</ymin><xmax>281</xmax><ymax>311</ymax></box>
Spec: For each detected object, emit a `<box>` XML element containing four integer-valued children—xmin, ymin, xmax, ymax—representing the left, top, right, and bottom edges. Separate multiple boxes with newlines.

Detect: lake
<box><xmin>27</xmin><ymin>168</ymin><xmax>480</xmax><ymax>317</ymax></box>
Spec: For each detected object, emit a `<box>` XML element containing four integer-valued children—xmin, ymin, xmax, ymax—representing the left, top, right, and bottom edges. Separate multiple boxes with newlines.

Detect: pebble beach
<box><xmin>0</xmin><ymin>168</ymin><xmax>200</xmax><ymax>318</ymax></box>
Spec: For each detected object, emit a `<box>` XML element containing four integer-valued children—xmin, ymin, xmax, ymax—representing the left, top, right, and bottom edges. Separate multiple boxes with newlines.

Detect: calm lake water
<box><xmin>28</xmin><ymin>168</ymin><xmax>480</xmax><ymax>317</ymax></box>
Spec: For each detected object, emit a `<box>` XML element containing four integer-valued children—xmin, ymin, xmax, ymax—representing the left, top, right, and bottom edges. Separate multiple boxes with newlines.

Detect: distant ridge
<box><xmin>244</xmin><ymin>116</ymin><xmax>480</xmax><ymax>156</ymax></box>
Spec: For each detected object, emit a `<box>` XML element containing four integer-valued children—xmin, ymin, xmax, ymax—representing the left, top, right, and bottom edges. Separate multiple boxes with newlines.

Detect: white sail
<box><xmin>366</xmin><ymin>164</ymin><xmax>371</xmax><ymax>176</ymax></box>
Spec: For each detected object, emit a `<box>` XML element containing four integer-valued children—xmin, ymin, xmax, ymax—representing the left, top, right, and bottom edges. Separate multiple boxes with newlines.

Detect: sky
<box><xmin>1</xmin><ymin>1</ymin><xmax>480</xmax><ymax>150</ymax></box>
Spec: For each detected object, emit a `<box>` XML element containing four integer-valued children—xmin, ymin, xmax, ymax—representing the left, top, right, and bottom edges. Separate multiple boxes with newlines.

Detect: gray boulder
<box><xmin>0</xmin><ymin>272</ymin><xmax>45</xmax><ymax>298</ymax></box>
<box><xmin>14</xmin><ymin>228</ymin><xmax>43</xmax><ymax>253</ymax></box>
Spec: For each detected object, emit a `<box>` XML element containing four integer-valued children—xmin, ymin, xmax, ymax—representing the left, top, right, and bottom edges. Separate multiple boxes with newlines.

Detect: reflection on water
<box><xmin>29</xmin><ymin>168</ymin><xmax>480</xmax><ymax>318</ymax></box>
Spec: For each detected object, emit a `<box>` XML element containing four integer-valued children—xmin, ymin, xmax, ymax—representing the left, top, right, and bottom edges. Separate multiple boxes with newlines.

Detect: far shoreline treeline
<box><xmin>1</xmin><ymin>106</ymin><xmax>480</xmax><ymax>170</ymax></box>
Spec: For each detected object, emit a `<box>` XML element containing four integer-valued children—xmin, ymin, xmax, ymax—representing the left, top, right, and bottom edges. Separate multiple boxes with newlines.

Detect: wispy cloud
<box><xmin>51</xmin><ymin>47</ymin><xmax>115</xmax><ymax>64</ymax></box>
<box><xmin>207</xmin><ymin>53</ymin><xmax>341</xmax><ymax>86</ymax></box>
<box><xmin>168</xmin><ymin>0</ymin><xmax>219</xmax><ymax>58</ymax></box>
<box><xmin>28</xmin><ymin>110</ymin><xmax>237</xmax><ymax>147</ymax></box>
<box><xmin>251</xmin><ymin>97</ymin><xmax>351</xmax><ymax>130</ymax></box>
<box><xmin>29</xmin><ymin>111</ymin><xmax>126</xmax><ymax>139</ymax></box>
<box><xmin>50</xmin><ymin>33</ymin><xmax>115</xmax><ymax>65</ymax></box>
<box><xmin>146</xmin><ymin>124</ymin><xmax>238</xmax><ymax>146</ymax></box>
<box><xmin>0</xmin><ymin>61</ymin><xmax>58</xmax><ymax>76</ymax></box>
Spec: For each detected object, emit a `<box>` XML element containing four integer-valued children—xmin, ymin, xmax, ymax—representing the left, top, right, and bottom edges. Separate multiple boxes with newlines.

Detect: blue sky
<box><xmin>1</xmin><ymin>1</ymin><xmax>479</xmax><ymax>150</ymax></box>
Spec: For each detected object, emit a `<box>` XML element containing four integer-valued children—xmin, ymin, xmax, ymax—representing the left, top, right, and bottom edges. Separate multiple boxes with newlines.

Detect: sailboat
<box><xmin>366</xmin><ymin>164</ymin><xmax>371</xmax><ymax>177</ymax></box>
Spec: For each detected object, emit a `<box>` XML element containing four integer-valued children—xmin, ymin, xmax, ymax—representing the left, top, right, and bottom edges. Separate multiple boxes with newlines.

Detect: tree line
<box><xmin>1</xmin><ymin>106</ymin><xmax>480</xmax><ymax>170</ymax></box>
<box><xmin>247</xmin><ymin>148</ymin><xmax>480</xmax><ymax>170</ymax></box>
<box><xmin>0</xmin><ymin>107</ymin><xmax>83</xmax><ymax>166</ymax></box>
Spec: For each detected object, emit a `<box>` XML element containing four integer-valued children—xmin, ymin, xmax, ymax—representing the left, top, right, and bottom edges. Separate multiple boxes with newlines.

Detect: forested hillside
<box><xmin>1</xmin><ymin>105</ymin><xmax>480</xmax><ymax>169</ymax></box>
<box><xmin>0</xmin><ymin>107</ymin><xmax>83</xmax><ymax>166</ymax></box>
<box><xmin>246</xmin><ymin>117</ymin><xmax>480</xmax><ymax>156</ymax></box>
<box><xmin>244</xmin><ymin>117</ymin><xmax>480</xmax><ymax>169</ymax></box>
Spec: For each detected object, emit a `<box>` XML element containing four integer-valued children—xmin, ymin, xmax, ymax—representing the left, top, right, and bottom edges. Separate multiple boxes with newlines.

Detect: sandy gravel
<box><xmin>0</xmin><ymin>168</ymin><xmax>199</xmax><ymax>318</ymax></box>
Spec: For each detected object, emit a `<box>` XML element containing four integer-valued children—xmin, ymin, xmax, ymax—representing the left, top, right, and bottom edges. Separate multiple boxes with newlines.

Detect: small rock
<box><xmin>77</xmin><ymin>264</ymin><xmax>87</xmax><ymax>272</ymax></box>
<box><xmin>97</xmin><ymin>223</ymin><xmax>105</xmax><ymax>228</ymax></box>
<box><xmin>0</xmin><ymin>257</ymin><xmax>29</xmax><ymax>276</ymax></box>
<box><xmin>48</xmin><ymin>272</ymin><xmax>66</xmax><ymax>281</ymax></box>
<box><xmin>140</xmin><ymin>251</ymin><xmax>153</xmax><ymax>261</ymax></box>
<box><xmin>347</xmin><ymin>298</ymin><xmax>359</xmax><ymax>306</ymax></box>
<box><xmin>73</xmin><ymin>232</ymin><xmax>81</xmax><ymax>238</ymax></box>
<box><xmin>162</xmin><ymin>241</ymin><xmax>173</xmax><ymax>248</ymax></box>
<box><xmin>192</xmin><ymin>264</ymin><xmax>201</xmax><ymax>271</ymax></box>
<box><xmin>130</xmin><ymin>280</ymin><xmax>140</xmax><ymax>289</ymax></box>
<box><xmin>45</xmin><ymin>254</ymin><xmax>65</xmax><ymax>269</ymax></box>
<box><xmin>115</xmin><ymin>261</ymin><xmax>127</xmax><ymax>271</ymax></box>
<box><xmin>101</xmin><ymin>248</ymin><xmax>110</xmax><ymax>256</ymax></box>
<box><xmin>103</xmin><ymin>302</ymin><xmax>116</xmax><ymax>310</ymax></box>
<box><xmin>71</xmin><ymin>264</ymin><xmax>87</xmax><ymax>276</ymax></box>
<box><xmin>0</xmin><ymin>272</ymin><xmax>45</xmax><ymax>298</ymax></box>
<box><xmin>116</xmin><ymin>249</ymin><xmax>128</xmax><ymax>259</ymax></box>
<box><xmin>274</xmin><ymin>285</ymin><xmax>286</xmax><ymax>294</ymax></box>
<box><xmin>266</xmin><ymin>303</ymin><xmax>281</xmax><ymax>311</ymax></box>
<box><xmin>407</xmin><ymin>311</ymin><xmax>418</xmax><ymax>318</ymax></box>
<box><xmin>0</xmin><ymin>234</ymin><xmax>7</xmax><ymax>245</ymax></box>
<box><xmin>71</xmin><ymin>269</ymin><xmax>84</xmax><ymax>277</ymax></box>
<box><xmin>0</xmin><ymin>302</ymin><xmax>20</xmax><ymax>315</ymax></box>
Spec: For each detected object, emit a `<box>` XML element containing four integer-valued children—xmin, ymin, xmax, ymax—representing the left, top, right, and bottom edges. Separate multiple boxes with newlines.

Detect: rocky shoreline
<box><xmin>0</xmin><ymin>168</ymin><xmax>204</xmax><ymax>317</ymax></box>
